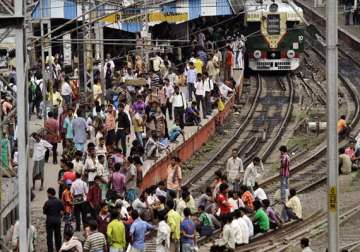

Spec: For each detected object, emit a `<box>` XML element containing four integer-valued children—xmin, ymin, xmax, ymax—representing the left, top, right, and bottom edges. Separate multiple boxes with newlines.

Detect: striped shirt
<box><xmin>280</xmin><ymin>153</ymin><xmax>290</xmax><ymax>177</ymax></box>
<box><xmin>83</xmin><ymin>231</ymin><xmax>107</xmax><ymax>252</ymax></box>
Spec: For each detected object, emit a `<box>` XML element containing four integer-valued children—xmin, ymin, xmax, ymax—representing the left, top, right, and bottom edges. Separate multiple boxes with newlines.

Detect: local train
<box><xmin>244</xmin><ymin>0</ymin><xmax>305</xmax><ymax>71</ymax></box>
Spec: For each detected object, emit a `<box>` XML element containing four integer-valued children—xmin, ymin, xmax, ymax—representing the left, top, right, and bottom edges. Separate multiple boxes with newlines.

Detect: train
<box><xmin>244</xmin><ymin>0</ymin><xmax>305</xmax><ymax>71</ymax></box>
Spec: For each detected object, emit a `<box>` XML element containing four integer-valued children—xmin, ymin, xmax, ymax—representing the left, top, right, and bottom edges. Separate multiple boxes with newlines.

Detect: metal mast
<box><xmin>326</xmin><ymin>0</ymin><xmax>339</xmax><ymax>251</ymax></box>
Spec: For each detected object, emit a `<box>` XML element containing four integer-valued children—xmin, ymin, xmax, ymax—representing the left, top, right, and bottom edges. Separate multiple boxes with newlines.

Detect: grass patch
<box><xmin>287</xmin><ymin>133</ymin><xmax>325</xmax><ymax>151</ymax></box>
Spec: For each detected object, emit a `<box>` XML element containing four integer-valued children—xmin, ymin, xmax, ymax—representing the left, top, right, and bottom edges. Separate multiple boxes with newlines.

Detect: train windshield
<box><xmin>267</xmin><ymin>14</ymin><xmax>280</xmax><ymax>35</ymax></box>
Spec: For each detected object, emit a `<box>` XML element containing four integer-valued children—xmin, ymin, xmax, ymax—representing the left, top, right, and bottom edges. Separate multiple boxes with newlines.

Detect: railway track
<box><xmin>184</xmin><ymin>74</ymin><xmax>294</xmax><ymax>196</ymax></box>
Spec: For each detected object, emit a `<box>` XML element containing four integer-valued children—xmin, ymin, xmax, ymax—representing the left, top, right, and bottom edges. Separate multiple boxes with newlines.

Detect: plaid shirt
<box><xmin>280</xmin><ymin>153</ymin><xmax>290</xmax><ymax>177</ymax></box>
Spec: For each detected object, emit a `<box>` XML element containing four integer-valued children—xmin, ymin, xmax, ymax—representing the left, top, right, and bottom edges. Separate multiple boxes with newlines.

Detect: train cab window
<box><xmin>267</xmin><ymin>14</ymin><xmax>280</xmax><ymax>35</ymax></box>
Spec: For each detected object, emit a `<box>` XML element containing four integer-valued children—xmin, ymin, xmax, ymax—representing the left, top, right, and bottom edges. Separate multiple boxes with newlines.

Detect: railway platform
<box><xmin>296</xmin><ymin>0</ymin><xmax>360</xmax><ymax>46</ymax></box>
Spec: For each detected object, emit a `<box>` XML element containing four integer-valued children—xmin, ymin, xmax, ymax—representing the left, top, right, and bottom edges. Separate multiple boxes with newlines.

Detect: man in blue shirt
<box><xmin>180</xmin><ymin>208</ymin><xmax>196</xmax><ymax>252</ymax></box>
<box><xmin>129</xmin><ymin>210</ymin><xmax>154</xmax><ymax>252</ymax></box>
<box><xmin>186</xmin><ymin>62</ymin><xmax>197</xmax><ymax>102</ymax></box>
<box><xmin>184</xmin><ymin>102</ymin><xmax>200</xmax><ymax>126</ymax></box>
<box><xmin>72</xmin><ymin>108</ymin><xmax>88</xmax><ymax>152</ymax></box>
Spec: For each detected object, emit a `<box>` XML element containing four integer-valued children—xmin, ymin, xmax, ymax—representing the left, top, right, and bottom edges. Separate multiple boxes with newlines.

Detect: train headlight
<box><xmin>253</xmin><ymin>50</ymin><xmax>262</xmax><ymax>59</ymax></box>
<box><xmin>287</xmin><ymin>50</ymin><xmax>295</xmax><ymax>59</ymax></box>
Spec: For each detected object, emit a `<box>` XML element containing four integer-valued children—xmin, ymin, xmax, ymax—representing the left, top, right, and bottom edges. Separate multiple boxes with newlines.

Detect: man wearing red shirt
<box><xmin>216</xmin><ymin>183</ymin><xmax>231</xmax><ymax>217</ymax></box>
<box><xmin>63</xmin><ymin>162</ymin><xmax>76</xmax><ymax>182</ymax></box>
<box><xmin>87</xmin><ymin>176</ymin><xmax>102</xmax><ymax>218</ymax></box>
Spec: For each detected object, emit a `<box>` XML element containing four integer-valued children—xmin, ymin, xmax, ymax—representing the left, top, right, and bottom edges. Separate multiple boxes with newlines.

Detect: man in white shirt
<box><xmin>253</xmin><ymin>182</ymin><xmax>268</xmax><ymax>201</ymax></box>
<box><xmin>156</xmin><ymin>213</ymin><xmax>171</xmax><ymax>252</ymax></box>
<box><xmin>234</xmin><ymin>209</ymin><xmax>249</xmax><ymax>244</ymax></box>
<box><xmin>194</xmin><ymin>73</ymin><xmax>207</xmax><ymax>119</ymax></box>
<box><xmin>70</xmin><ymin>173</ymin><xmax>89</xmax><ymax>231</ymax></box>
<box><xmin>226</xmin><ymin>149</ymin><xmax>244</xmax><ymax>189</ymax></box>
<box><xmin>203</xmin><ymin>72</ymin><xmax>214</xmax><ymax>116</ymax></box>
<box><xmin>217</xmin><ymin>80</ymin><xmax>233</xmax><ymax>97</ymax></box>
<box><xmin>164</xmin><ymin>79</ymin><xmax>174</xmax><ymax>120</ymax></box>
<box><xmin>243</xmin><ymin>157</ymin><xmax>262</xmax><ymax>191</ymax></box>
<box><xmin>240</xmin><ymin>209</ymin><xmax>254</xmax><ymax>237</ymax></box>
<box><xmin>31</xmin><ymin>133</ymin><xmax>53</xmax><ymax>191</ymax></box>
<box><xmin>301</xmin><ymin>238</ymin><xmax>314</xmax><ymax>252</ymax></box>
<box><xmin>152</xmin><ymin>53</ymin><xmax>163</xmax><ymax>72</ymax></box>
<box><xmin>172</xmin><ymin>86</ymin><xmax>187</xmax><ymax>129</ymax></box>
<box><xmin>61</xmin><ymin>76</ymin><xmax>72</xmax><ymax>105</ymax></box>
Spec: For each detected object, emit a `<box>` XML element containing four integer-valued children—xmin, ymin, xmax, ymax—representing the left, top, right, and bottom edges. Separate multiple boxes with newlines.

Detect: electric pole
<box><xmin>326</xmin><ymin>0</ymin><xmax>339</xmax><ymax>251</ymax></box>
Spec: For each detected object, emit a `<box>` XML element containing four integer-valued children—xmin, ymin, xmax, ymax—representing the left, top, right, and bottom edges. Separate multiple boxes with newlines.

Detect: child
<box><xmin>96</xmin><ymin>202</ymin><xmax>111</xmax><ymax>236</ymax></box>
<box><xmin>62</xmin><ymin>180</ymin><xmax>73</xmax><ymax>223</ymax></box>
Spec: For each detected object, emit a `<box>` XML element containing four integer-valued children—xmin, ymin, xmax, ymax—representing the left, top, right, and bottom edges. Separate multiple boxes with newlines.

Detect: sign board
<box><xmin>148</xmin><ymin>12</ymin><xmax>188</xmax><ymax>23</ymax></box>
<box><xmin>328</xmin><ymin>186</ymin><xmax>337</xmax><ymax>212</ymax></box>
<box><xmin>101</xmin><ymin>13</ymin><xmax>120</xmax><ymax>23</ymax></box>
<box><xmin>63</xmin><ymin>34</ymin><xmax>72</xmax><ymax>66</ymax></box>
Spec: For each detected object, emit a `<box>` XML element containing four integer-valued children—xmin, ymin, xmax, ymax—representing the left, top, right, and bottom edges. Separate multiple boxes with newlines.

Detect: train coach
<box><xmin>244</xmin><ymin>0</ymin><xmax>305</xmax><ymax>71</ymax></box>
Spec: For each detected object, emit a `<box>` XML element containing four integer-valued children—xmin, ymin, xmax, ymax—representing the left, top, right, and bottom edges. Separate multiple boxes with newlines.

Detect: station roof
<box><xmin>31</xmin><ymin>0</ymin><xmax>236</xmax><ymax>33</ymax></box>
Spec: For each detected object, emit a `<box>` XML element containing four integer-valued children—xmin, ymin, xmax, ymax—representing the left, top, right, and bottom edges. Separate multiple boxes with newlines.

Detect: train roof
<box><xmin>245</xmin><ymin>0</ymin><xmax>303</xmax><ymax>22</ymax></box>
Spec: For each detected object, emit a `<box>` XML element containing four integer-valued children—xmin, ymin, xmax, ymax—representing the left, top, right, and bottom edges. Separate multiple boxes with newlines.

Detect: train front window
<box><xmin>267</xmin><ymin>14</ymin><xmax>280</xmax><ymax>35</ymax></box>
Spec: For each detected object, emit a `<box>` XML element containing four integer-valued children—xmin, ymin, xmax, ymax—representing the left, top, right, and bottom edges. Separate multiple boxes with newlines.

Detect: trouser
<box><xmin>253</xmin><ymin>223</ymin><xmax>267</xmax><ymax>235</ymax></box>
<box><xmin>182</xmin><ymin>243</ymin><xmax>194</xmax><ymax>252</ymax></box>
<box><xmin>224</xmin><ymin>65</ymin><xmax>232</xmax><ymax>81</ymax></box>
<box><xmin>34</xmin><ymin>100</ymin><xmax>42</xmax><ymax>117</ymax></box>
<box><xmin>174</xmin><ymin>107</ymin><xmax>185</xmax><ymax>129</ymax></box>
<box><xmin>62</xmin><ymin>95</ymin><xmax>72</xmax><ymax>105</ymax></box>
<box><xmin>116</xmin><ymin>129</ymin><xmax>128</xmax><ymax>156</ymax></box>
<box><xmin>345</xmin><ymin>11</ymin><xmax>351</xmax><ymax>25</ymax></box>
<box><xmin>196</xmin><ymin>94</ymin><xmax>207</xmax><ymax>118</ymax></box>
<box><xmin>205</xmin><ymin>91</ymin><xmax>212</xmax><ymax>115</ymax></box>
<box><xmin>282</xmin><ymin>207</ymin><xmax>300</xmax><ymax>222</ymax></box>
<box><xmin>135</xmin><ymin>131</ymin><xmax>144</xmax><ymax>147</ymax></box>
<box><xmin>46</xmin><ymin>222</ymin><xmax>62</xmax><ymax>252</ymax></box>
<box><xmin>280</xmin><ymin>176</ymin><xmax>288</xmax><ymax>203</ymax></box>
<box><xmin>170</xmin><ymin>240</ymin><xmax>180</xmax><ymax>252</ymax></box>
<box><xmin>45</xmin><ymin>142</ymin><xmax>58</xmax><ymax>163</ymax></box>
<box><xmin>74</xmin><ymin>202</ymin><xmax>88</xmax><ymax>231</ymax></box>
<box><xmin>167</xmin><ymin>100</ymin><xmax>173</xmax><ymax>119</ymax></box>
<box><xmin>187</xmin><ymin>82</ymin><xmax>195</xmax><ymax>101</ymax></box>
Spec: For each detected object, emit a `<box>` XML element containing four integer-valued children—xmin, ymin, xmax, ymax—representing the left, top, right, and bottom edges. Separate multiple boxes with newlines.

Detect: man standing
<box><xmin>43</xmin><ymin>187</ymin><xmax>64</xmax><ymax>252</ymax></box>
<box><xmin>194</xmin><ymin>73</ymin><xmax>207</xmax><ymax>119</ymax></box>
<box><xmin>107</xmin><ymin>210</ymin><xmax>126</xmax><ymax>252</ymax></box>
<box><xmin>279</xmin><ymin>145</ymin><xmax>290</xmax><ymax>202</ymax></box>
<box><xmin>166</xmin><ymin>201</ymin><xmax>182</xmax><ymax>252</ymax></box>
<box><xmin>186</xmin><ymin>62</ymin><xmax>197</xmax><ymax>102</ymax></box>
<box><xmin>172</xmin><ymin>86</ymin><xmax>187</xmax><ymax>130</ymax></box>
<box><xmin>180</xmin><ymin>208</ymin><xmax>196</xmax><ymax>252</ymax></box>
<box><xmin>44</xmin><ymin>111</ymin><xmax>59</xmax><ymax>164</ymax></box>
<box><xmin>31</xmin><ymin>132</ymin><xmax>53</xmax><ymax>191</ymax></box>
<box><xmin>203</xmin><ymin>72</ymin><xmax>214</xmax><ymax>117</ymax></box>
<box><xmin>61</xmin><ymin>76</ymin><xmax>73</xmax><ymax>105</ymax></box>
<box><xmin>129</xmin><ymin>210</ymin><xmax>154</xmax><ymax>252</ymax></box>
<box><xmin>224</xmin><ymin>46</ymin><xmax>234</xmax><ymax>81</ymax></box>
<box><xmin>116</xmin><ymin>103</ymin><xmax>131</xmax><ymax>156</ymax></box>
<box><xmin>71</xmin><ymin>172</ymin><xmax>89</xmax><ymax>231</ymax></box>
<box><xmin>226</xmin><ymin>149</ymin><xmax>243</xmax><ymax>190</ymax></box>
<box><xmin>84</xmin><ymin>220</ymin><xmax>108</xmax><ymax>252</ymax></box>
<box><xmin>166</xmin><ymin>156</ymin><xmax>182</xmax><ymax>195</ymax></box>
<box><xmin>243</xmin><ymin>157</ymin><xmax>262</xmax><ymax>191</ymax></box>
<box><xmin>72</xmin><ymin>108</ymin><xmax>88</xmax><ymax>152</ymax></box>
<box><xmin>63</xmin><ymin>107</ymin><xmax>74</xmax><ymax>143</ymax></box>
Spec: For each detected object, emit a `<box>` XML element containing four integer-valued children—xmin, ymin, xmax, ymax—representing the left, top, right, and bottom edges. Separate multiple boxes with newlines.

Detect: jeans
<box><xmin>282</xmin><ymin>207</ymin><xmax>300</xmax><ymax>222</ymax></box>
<box><xmin>62</xmin><ymin>95</ymin><xmax>72</xmax><ymax>105</ymax></box>
<box><xmin>166</xmin><ymin>100</ymin><xmax>173</xmax><ymax>119</ymax></box>
<box><xmin>187</xmin><ymin>82</ymin><xmax>195</xmax><ymax>101</ymax></box>
<box><xmin>135</xmin><ymin>131</ymin><xmax>144</xmax><ymax>147</ymax></box>
<box><xmin>46</xmin><ymin>222</ymin><xmax>62</xmax><ymax>252</ymax></box>
<box><xmin>280</xmin><ymin>176</ymin><xmax>288</xmax><ymax>202</ymax></box>
<box><xmin>45</xmin><ymin>142</ymin><xmax>58</xmax><ymax>163</ymax></box>
<box><xmin>116</xmin><ymin>129</ymin><xmax>128</xmax><ymax>155</ymax></box>
<box><xmin>182</xmin><ymin>243</ymin><xmax>194</xmax><ymax>252</ymax></box>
